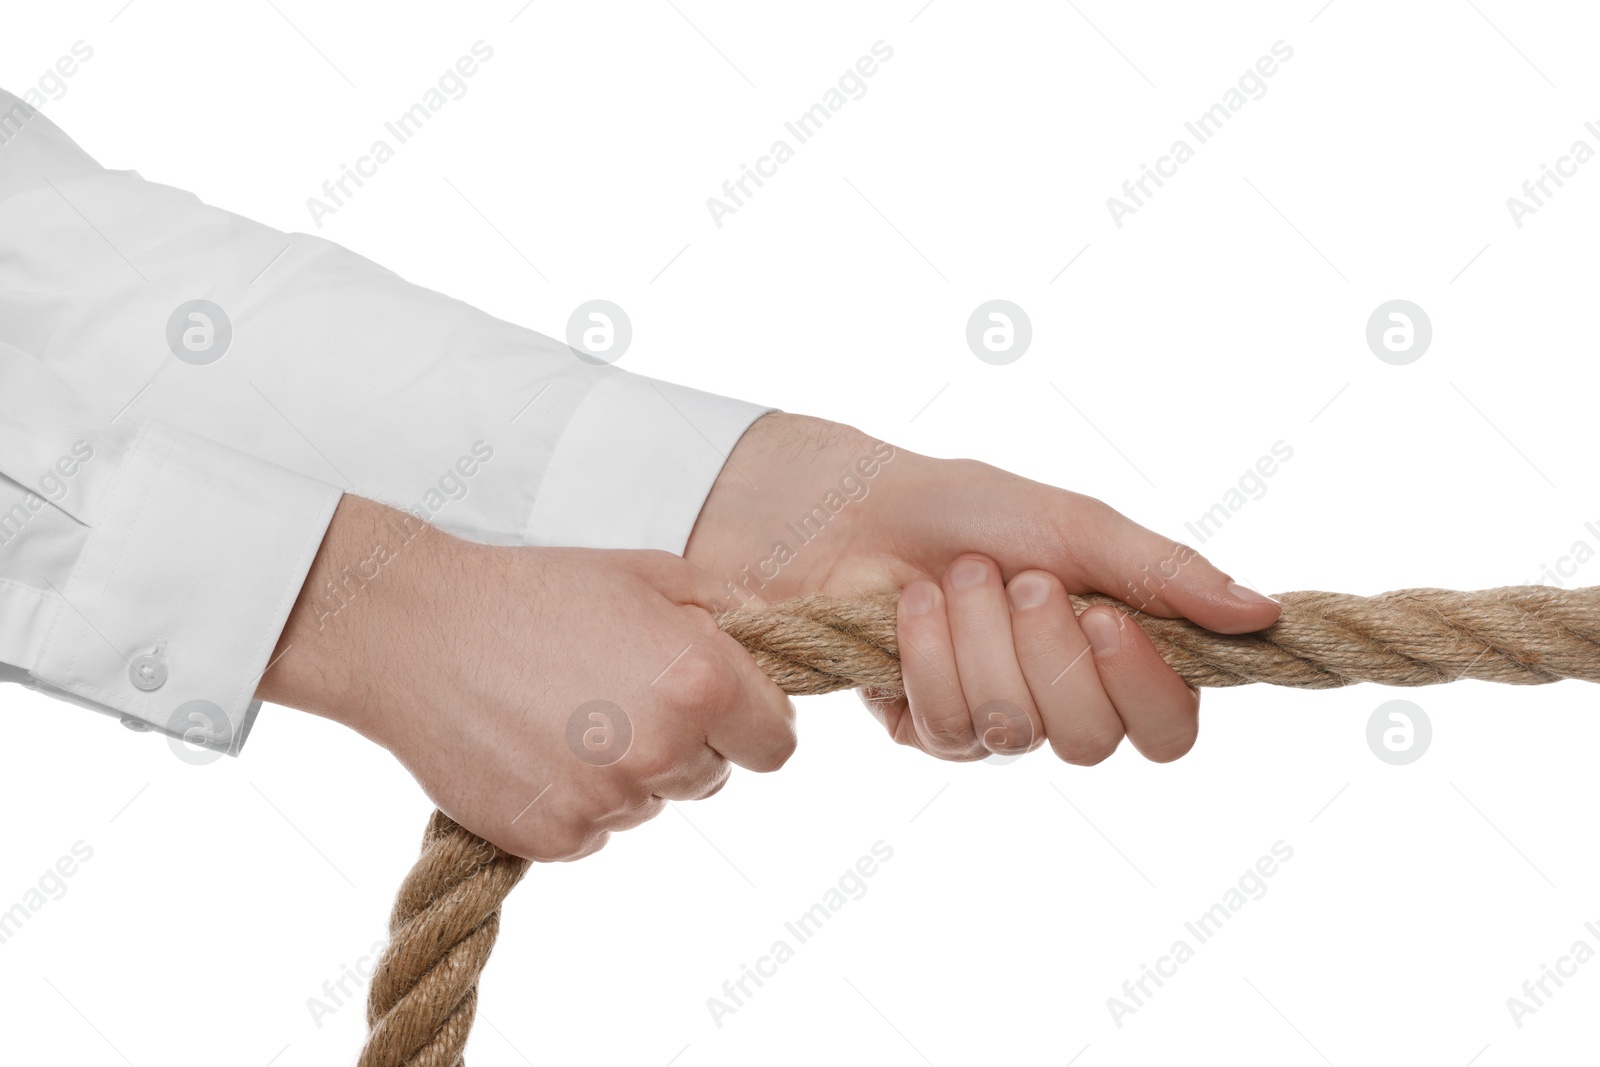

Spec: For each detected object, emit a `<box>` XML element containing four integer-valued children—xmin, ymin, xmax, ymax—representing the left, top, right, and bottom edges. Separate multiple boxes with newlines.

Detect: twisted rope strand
<box><xmin>361</xmin><ymin>811</ymin><xmax>531</xmax><ymax>1067</ymax></box>
<box><xmin>362</xmin><ymin>585</ymin><xmax>1600</xmax><ymax>1064</ymax></box>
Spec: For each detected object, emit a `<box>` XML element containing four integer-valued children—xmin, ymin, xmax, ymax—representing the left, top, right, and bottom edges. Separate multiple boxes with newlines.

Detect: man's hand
<box><xmin>684</xmin><ymin>414</ymin><xmax>1281</xmax><ymax>765</ymax></box>
<box><xmin>258</xmin><ymin>495</ymin><xmax>795</xmax><ymax>861</ymax></box>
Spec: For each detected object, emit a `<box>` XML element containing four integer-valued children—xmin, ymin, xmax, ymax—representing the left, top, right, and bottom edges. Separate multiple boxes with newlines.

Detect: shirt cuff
<box><xmin>525</xmin><ymin>372</ymin><xmax>773</xmax><ymax>553</ymax></box>
<box><xmin>28</xmin><ymin>422</ymin><xmax>342</xmax><ymax>754</ymax></box>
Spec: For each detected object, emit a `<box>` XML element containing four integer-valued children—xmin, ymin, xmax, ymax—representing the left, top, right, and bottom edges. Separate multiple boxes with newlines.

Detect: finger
<box><xmin>897</xmin><ymin>578</ymin><xmax>983</xmax><ymax>759</ymax></box>
<box><xmin>641</xmin><ymin>555</ymin><xmax>798</xmax><ymax>774</ymax></box>
<box><xmin>1078</xmin><ymin>604</ymin><xmax>1201</xmax><ymax>763</ymax></box>
<box><xmin>858</xmin><ymin>686</ymin><xmax>926</xmax><ymax>750</ymax></box>
<box><xmin>1005</xmin><ymin>570</ymin><xmax>1124</xmax><ymax>765</ymax></box>
<box><xmin>592</xmin><ymin>794</ymin><xmax>667</xmax><ymax>833</ymax></box>
<box><xmin>1058</xmin><ymin>500</ymin><xmax>1281</xmax><ymax>635</ymax></box>
<box><xmin>692</xmin><ymin>766</ymin><xmax>734</xmax><ymax>801</ymax></box>
<box><xmin>504</xmin><ymin>798</ymin><xmax>610</xmax><ymax>863</ymax></box>
<box><xmin>686</xmin><ymin>629</ymin><xmax>799</xmax><ymax>774</ymax></box>
<box><xmin>646</xmin><ymin>752</ymin><xmax>732</xmax><ymax>801</ymax></box>
<box><xmin>556</xmin><ymin>831</ymin><xmax>610</xmax><ymax>863</ymax></box>
<box><xmin>942</xmin><ymin>555</ymin><xmax>1042</xmax><ymax>756</ymax></box>
<box><xmin>634</xmin><ymin>550</ymin><xmax>754</xmax><ymax>612</ymax></box>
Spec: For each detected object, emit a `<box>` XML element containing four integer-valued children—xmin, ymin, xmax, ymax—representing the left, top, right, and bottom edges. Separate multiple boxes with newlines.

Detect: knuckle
<box><xmin>919</xmin><ymin>711</ymin><xmax>982</xmax><ymax>759</ymax></box>
<box><xmin>1019</xmin><ymin>635</ymin><xmax>1083</xmax><ymax>684</ymax></box>
<box><xmin>559</xmin><ymin>831</ymin><xmax>610</xmax><ymax>862</ymax></box>
<box><xmin>594</xmin><ymin>777</ymin><xmax>643</xmax><ymax>817</ymax></box>
<box><xmin>745</xmin><ymin>720</ymin><xmax>799</xmax><ymax>773</ymax></box>
<box><xmin>1133</xmin><ymin>698</ymin><xmax>1201</xmax><ymax>763</ymax></box>
<box><xmin>1050</xmin><ymin>493</ymin><xmax>1119</xmax><ymax>561</ymax></box>
<box><xmin>629</xmin><ymin>739</ymin><xmax>683</xmax><ymax>780</ymax></box>
<box><xmin>1139</xmin><ymin>728</ymin><xmax>1198</xmax><ymax>763</ymax></box>
<box><xmin>1064</xmin><ymin>492</ymin><xmax>1113</xmax><ymax>526</ymax></box>
<box><xmin>975</xmin><ymin>699</ymin><xmax>1036</xmax><ymax>754</ymax></box>
<box><xmin>984</xmin><ymin>733</ymin><xmax>1034</xmax><ymax>755</ymax></box>
<box><xmin>522</xmin><ymin>822</ymin><xmax>599</xmax><ymax>863</ymax></box>
<box><xmin>1053</xmin><ymin>738</ymin><xmax>1118</xmax><ymax>766</ymax></box>
<box><xmin>697</xmin><ymin>763</ymin><xmax>734</xmax><ymax>799</ymax></box>
<box><xmin>608</xmin><ymin>795</ymin><xmax>666</xmax><ymax>829</ymax></box>
<box><xmin>662</xmin><ymin>644</ymin><xmax>736</xmax><ymax>708</ymax></box>
<box><xmin>1149</xmin><ymin>693</ymin><xmax>1203</xmax><ymax>750</ymax></box>
<box><xmin>1051</xmin><ymin>724</ymin><xmax>1123</xmax><ymax>766</ymax></box>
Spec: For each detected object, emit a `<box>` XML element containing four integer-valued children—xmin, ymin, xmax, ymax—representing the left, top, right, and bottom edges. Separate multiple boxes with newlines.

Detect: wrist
<box><xmin>256</xmin><ymin>494</ymin><xmax>448</xmax><ymax>737</ymax></box>
<box><xmin>684</xmin><ymin>413</ymin><xmax>898</xmax><ymax>598</ymax></box>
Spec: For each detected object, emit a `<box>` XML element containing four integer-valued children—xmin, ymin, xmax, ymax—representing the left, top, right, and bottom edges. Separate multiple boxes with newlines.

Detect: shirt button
<box><xmin>129</xmin><ymin>654</ymin><xmax>167</xmax><ymax>691</ymax></box>
<box><xmin>120</xmin><ymin>717</ymin><xmax>151</xmax><ymax>732</ymax></box>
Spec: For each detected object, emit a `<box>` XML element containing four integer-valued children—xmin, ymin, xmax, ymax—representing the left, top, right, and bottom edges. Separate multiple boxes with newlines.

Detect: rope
<box><xmin>360</xmin><ymin>585</ymin><xmax>1600</xmax><ymax>1064</ymax></box>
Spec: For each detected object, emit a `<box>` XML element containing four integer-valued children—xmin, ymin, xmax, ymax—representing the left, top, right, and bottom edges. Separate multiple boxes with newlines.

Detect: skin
<box><xmin>258</xmin><ymin>413</ymin><xmax>1279</xmax><ymax>861</ymax></box>
<box><xmin>257</xmin><ymin>494</ymin><xmax>797</xmax><ymax>862</ymax></box>
<box><xmin>681</xmin><ymin>414</ymin><xmax>1280</xmax><ymax>763</ymax></box>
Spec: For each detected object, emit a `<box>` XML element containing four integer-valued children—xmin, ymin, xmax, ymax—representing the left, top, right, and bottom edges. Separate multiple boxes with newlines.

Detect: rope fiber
<box><xmin>360</xmin><ymin>585</ymin><xmax>1600</xmax><ymax>1065</ymax></box>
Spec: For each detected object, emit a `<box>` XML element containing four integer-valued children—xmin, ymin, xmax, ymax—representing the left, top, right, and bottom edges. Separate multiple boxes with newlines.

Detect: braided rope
<box><xmin>361</xmin><ymin>585</ymin><xmax>1600</xmax><ymax>1064</ymax></box>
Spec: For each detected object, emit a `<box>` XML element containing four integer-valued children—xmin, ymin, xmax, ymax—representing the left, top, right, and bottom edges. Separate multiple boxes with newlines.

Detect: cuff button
<box><xmin>129</xmin><ymin>654</ymin><xmax>168</xmax><ymax>691</ymax></box>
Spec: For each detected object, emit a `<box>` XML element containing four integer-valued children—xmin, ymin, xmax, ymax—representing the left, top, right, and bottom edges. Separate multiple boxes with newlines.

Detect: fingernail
<box><xmin>901</xmin><ymin>581</ymin><xmax>936</xmax><ymax>615</ymax></box>
<box><xmin>1008</xmin><ymin>574</ymin><xmax>1050</xmax><ymax>610</ymax></box>
<box><xmin>1227</xmin><ymin>581</ymin><xmax>1278</xmax><ymax>605</ymax></box>
<box><xmin>949</xmin><ymin>558</ymin><xmax>989</xmax><ymax>590</ymax></box>
<box><xmin>1081</xmin><ymin>609</ymin><xmax>1122</xmax><ymax>656</ymax></box>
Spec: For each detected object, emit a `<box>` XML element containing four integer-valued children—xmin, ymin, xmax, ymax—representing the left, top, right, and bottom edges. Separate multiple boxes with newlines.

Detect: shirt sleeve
<box><xmin>0</xmin><ymin>87</ymin><xmax>772</xmax><ymax>743</ymax></box>
<box><xmin>0</xmin><ymin>340</ymin><xmax>342</xmax><ymax>752</ymax></box>
<box><xmin>0</xmin><ymin>86</ymin><xmax>771</xmax><ymax>552</ymax></box>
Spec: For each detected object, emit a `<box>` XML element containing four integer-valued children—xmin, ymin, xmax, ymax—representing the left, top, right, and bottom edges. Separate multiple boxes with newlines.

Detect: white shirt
<box><xmin>0</xmin><ymin>88</ymin><xmax>770</xmax><ymax>753</ymax></box>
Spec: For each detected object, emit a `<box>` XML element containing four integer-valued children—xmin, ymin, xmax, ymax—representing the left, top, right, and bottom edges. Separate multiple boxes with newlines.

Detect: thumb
<box><xmin>1065</xmin><ymin>502</ymin><xmax>1280</xmax><ymax>635</ymax></box>
<box><xmin>628</xmin><ymin>549</ymin><xmax>763</xmax><ymax>614</ymax></box>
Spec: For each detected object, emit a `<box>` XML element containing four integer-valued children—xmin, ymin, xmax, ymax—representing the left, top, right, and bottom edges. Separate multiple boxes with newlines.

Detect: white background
<box><xmin>4</xmin><ymin>1</ymin><xmax>1600</xmax><ymax>1064</ymax></box>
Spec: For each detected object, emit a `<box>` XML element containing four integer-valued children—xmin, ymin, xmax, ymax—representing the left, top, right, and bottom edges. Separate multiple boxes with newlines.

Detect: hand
<box><xmin>258</xmin><ymin>495</ymin><xmax>795</xmax><ymax>861</ymax></box>
<box><xmin>683</xmin><ymin>414</ymin><xmax>1280</xmax><ymax>765</ymax></box>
